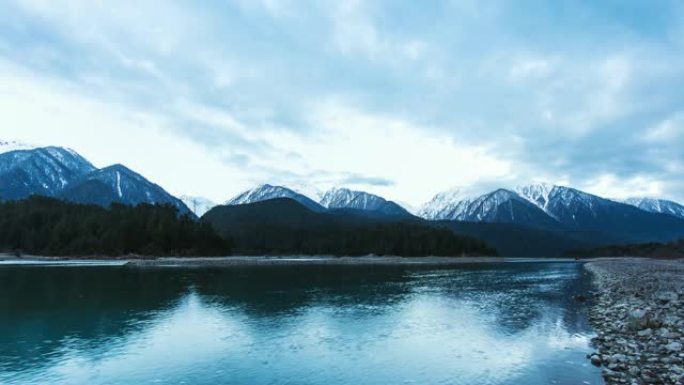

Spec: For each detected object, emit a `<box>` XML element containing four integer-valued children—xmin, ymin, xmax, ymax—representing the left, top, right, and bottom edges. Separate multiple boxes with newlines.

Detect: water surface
<box><xmin>0</xmin><ymin>262</ymin><xmax>601</xmax><ymax>384</ymax></box>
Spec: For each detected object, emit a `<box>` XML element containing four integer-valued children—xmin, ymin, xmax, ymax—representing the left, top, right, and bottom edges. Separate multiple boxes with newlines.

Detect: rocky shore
<box><xmin>585</xmin><ymin>259</ymin><xmax>684</xmax><ymax>384</ymax></box>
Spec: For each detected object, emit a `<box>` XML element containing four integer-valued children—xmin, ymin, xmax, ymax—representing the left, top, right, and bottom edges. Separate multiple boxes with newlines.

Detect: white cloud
<box><xmin>0</xmin><ymin>59</ymin><xmax>252</xmax><ymax>202</ymax></box>
<box><xmin>643</xmin><ymin>114</ymin><xmax>683</xmax><ymax>143</ymax></box>
<box><xmin>295</xmin><ymin>101</ymin><xmax>513</xmax><ymax>204</ymax></box>
<box><xmin>329</xmin><ymin>1</ymin><xmax>427</xmax><ymax>63</ymax></box>
<box><xmin>3</xmin><ymin>0</ymin><xmax>684</xmax><ymax>205</ymax></box>
<box><xmin>582</xmin><ymin>174</ymin><xmax>663</xmax><ymax>200</ymax></box>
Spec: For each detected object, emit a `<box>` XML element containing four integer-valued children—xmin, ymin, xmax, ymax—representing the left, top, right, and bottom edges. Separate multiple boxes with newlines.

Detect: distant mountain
<box><xmin>0</xmin><ymin>147</ymin><xmax>96</xmax><ymax>200</ymax></box>
<box><xmin>420</xmin><ymin>188</ymin><xmax>562</xmax><ymax>229</ymax></box>
<box><xmin>419</xmin><ymin>188</ymin><xmax>468</xmax><ymax>220</ymax></box>
<box><xmin>0</xmin><ymin>146</ymin><xmax>196</xmax><ymax>216</ymax></box>
<box><xmin>320</xmin><ymin>187</ymin><xmax>411</xmax><ymax>217</ymax></box>
<box><xmin>203</xmin><ymin>198</ymin><xmax>495</xmax><ymax>256</ymax></box>
<box><xmin>60</xmin><ymin>164</ymin><xmax>193</xmax><ymax>217</ymax></box>
<box><xmin>421</xmin><ymin>183</ymin><xmax>684</xmax><ymax>244</ymax></box>
<box><xmin>622</xmin><ymin>197</ymin><xmax>684</xmax><ymax>220</ymax></box>
<box><xmin>515</xmin><ymin>183</ymin><xmax>627</xmax><ymax>228</ymax></box>
<box><xmin>515</xmin><ymin>184</ymin><xmax>684</xmax><ymax>240</ymax></box>
<box><xmin>181</xmin><ymin>196</ymin><xmax>217</xmax><ymax>217</ymax></box>
<box><xmin>226</xmin><ymin>184</ymin><xmax>325</xmax><ymax>212</ymax></box>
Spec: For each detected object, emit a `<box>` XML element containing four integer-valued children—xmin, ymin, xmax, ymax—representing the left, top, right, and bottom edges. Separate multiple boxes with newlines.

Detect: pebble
<box><xmin>585</xmin><ymin>260</ymin><xmax>684</xmax><ymax>385</ymax></box>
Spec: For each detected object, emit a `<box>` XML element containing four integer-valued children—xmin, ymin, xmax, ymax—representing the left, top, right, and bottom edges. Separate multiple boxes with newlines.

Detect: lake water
<box><xmin>0</xmin><ymin>262</ymin><xmax>601</xmax><ymax>384</ymax></box>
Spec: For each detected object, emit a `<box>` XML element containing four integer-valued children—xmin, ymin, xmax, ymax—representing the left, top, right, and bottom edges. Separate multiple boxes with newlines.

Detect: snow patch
<box><xmin>116</xmin><ymin>171</ymin><xmax>123</xmax><ymax>197</ymax></box>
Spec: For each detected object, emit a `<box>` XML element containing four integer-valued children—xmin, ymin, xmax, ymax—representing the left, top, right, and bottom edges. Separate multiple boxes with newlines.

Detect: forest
<box><xmin>0</xmin><ymin>196</ymin><xmax>497</xmax><ymax>257</ymax></box>
<box><xmin>202</xmin><ymin>198</ymin><xmax>497</xmax><ymax>257</ymax></box>
<box><xmin>0</xmin><ymin>196</ymin><xmax>230</xmax><ymax>256</ymax></box>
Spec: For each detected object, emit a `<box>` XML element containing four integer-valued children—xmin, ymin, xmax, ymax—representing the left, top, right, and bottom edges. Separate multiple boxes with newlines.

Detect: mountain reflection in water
<box><xmin>0</xmin><ymin>262</ymin><xmax>601</xmax><ymax>385</ymax></box>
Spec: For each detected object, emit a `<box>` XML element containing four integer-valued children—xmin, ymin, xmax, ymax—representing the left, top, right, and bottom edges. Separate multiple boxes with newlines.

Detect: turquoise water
<box><xmin>0</xmin><ymin>262</ymin><xmax>601</xmax><ymax>384</ymax></box>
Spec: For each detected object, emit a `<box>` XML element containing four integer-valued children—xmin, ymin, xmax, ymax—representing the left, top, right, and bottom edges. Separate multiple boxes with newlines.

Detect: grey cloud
<box><xmin>338</xmin><ymin>174</ymin><xmax>395</xmax><ymax>187</ymax></box>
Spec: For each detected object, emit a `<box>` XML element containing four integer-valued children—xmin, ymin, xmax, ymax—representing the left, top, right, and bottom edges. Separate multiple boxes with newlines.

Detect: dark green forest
<box><xmin>0</xmin><ymin>196</ymin><xmax>497</xmax><ymax>258</ymax></box>
<box><xmin>203</xmin><ymin>198</ymin><xmax>497</xmax><ymax>257</ymax></box>
<box><xmin>568</xmin><ymin>238</ymin><xmax>684</xmax><ymax>259</ymax></box>
<box><xmin>0</xmin><ymin>197</ymin><xmax>230</xmax><ymax>256</ymax></box>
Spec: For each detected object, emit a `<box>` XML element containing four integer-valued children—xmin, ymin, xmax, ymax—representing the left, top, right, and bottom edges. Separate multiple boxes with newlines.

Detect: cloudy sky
<box><xmin>1</xmin><ymin>1</ymin><xmax>683</xmax><ymax>205</ymax></box>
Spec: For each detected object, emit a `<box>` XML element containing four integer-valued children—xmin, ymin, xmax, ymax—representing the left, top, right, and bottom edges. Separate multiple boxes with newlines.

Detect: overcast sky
<box><xmin>1</xmin><ymin>0</ymin><xmax>683</xmax><ymax>205</ymax></box>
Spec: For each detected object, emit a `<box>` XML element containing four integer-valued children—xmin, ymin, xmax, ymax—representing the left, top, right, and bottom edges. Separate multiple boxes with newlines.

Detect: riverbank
<box><xmin>585</xmin><ymin>259</ymin><xmax>684</xmax><ymax>384</ymax></box>
<box><xmin>0</xmin><ymin>254</ymin><xmax>599</xmax><ymax>267</ymax></box>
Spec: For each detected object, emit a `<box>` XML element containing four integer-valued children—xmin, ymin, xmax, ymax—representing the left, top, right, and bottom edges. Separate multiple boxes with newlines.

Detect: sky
<box><xmin>1</xmin><ymin>0</ymin><xmax>683</xmax><ymax>206</ymax></box>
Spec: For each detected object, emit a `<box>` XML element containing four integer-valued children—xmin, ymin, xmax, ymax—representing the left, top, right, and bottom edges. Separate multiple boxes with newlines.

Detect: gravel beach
<box><xmin>585</xmin><ymin>259</ymin><xmax>684</xmax><ymax>384</ymax></box>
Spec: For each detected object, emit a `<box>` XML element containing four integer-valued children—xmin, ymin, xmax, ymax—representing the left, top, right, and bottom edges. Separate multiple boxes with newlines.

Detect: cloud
<box><xmin>338</xmin><ymin>175</ymin><xmax>395</xmax><ymax>187</ymax></box>
<box><xmin>2</xmin><ymin>1</ymin><xmax>684</xmax><ymax>204</ymax></box>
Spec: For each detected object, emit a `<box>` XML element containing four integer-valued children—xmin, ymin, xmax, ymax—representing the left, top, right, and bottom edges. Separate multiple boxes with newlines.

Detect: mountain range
<box><xmin>0</xmin><ymin>146</ymin><xmax>192</xmax><ymax>216</ymax></box>
<box><xmin>225</xmin><ymin>184</ymin><xmax>412</xmax><ymax>218</ymax></box>
<box><xmin>3</xmin><ymin>143</ymin><xmax>684</xmax><ymax>256</ymax></box>
<box><xmin>621</xmin><ymin>197</ymin><xmax>684</xmax><ymax>220</ymax></box>
<box><xmin>203</xmin><ymin>198</ymin><xmax>494</xmax><ymax>256</ymax></box>
<box><xmin>225</xmin><ymin>182</ymin><xmax>684</xmax><ymax>236</ymax></box>
<box><xmin>222</xmin><ymin>182</ymin><xmax>684</xmax><ymax>254</ymax></box>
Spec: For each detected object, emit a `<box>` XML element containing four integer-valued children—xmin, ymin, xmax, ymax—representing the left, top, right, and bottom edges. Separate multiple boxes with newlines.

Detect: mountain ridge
<box><xmin>320</xmin><ymin>187</ymin><xmax>412</xmax><ymax>217</ymax></box>
<box><xmin>0</xmin><ymin>146</ymin><xmax>193</xmax><ymax>217</ymax></box>
<box><xmin>225</xmin><ymin>184</ymin><xmax>326</xmax><ymax>212</ymax></box>
<box><xmin>61</xmin><ymin>164</ymin><xmax>193</xmax><ymax>216</ymax></box>
<box><xmin>622</xmin><ymin>197</ymin><xmax>684</xmax><ymax>220</ymax></box>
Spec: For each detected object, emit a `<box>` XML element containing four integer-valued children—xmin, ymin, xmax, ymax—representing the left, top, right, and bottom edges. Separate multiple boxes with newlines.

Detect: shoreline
<box><xmin>0</xmin><ymin>254</ymin><xmax>615</xmax><ymax>267</ymax></box>
<box><xmin>585</xmin><ymin>259</ymin><xmax>684</xmax><ymax>384</ymax></box>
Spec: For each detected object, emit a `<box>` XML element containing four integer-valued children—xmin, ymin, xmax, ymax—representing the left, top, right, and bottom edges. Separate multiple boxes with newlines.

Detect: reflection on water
<box><xmin>0</xmin><ymin>262</ymin><xmax>601</xmax><ymax>384</ymax></box>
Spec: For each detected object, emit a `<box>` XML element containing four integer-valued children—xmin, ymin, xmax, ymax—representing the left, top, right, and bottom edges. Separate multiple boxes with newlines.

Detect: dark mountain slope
<box><xmin>202</xmin><ymin>198</ymin><xmax>495</xmax><ymax>257</ymax></box>
<box><xmin>0</xmin><ymin>147</ymin><xmax>95</xmax><ymax>200</ymax></box>
<box><xmin>60</xmin><ymin>164</ymin><xmax>193</xmax><ymax>217</ymax></box>
<box><xmin>441</xmin><ymin>221</ymin><xmax>633</xmax><ymax>258</ymax></box>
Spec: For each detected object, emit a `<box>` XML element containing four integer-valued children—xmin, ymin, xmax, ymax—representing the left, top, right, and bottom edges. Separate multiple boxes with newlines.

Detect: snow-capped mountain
<box><xmin>419</xmin><ymin>188</ymin><xmax>471</xmax><ymax>220</ymax></box>
<box><xmin>515</xmin><ymin>183</ymin><xmax>649</xmax><ymax>230</ymax></box>
<box><xmin>420</xmin><ymin>188</ymin><xmax>561</xmax><ymax>228</ymax></box>
<box><xmin>422</xmin><ymin>183</ymin><xmax>684</xmax><ymax>242</ymax></box>
<box><xmin>61</xmin><ymin>164</ymin><xmax>193</xmax><ymax>216</ymax></box>
<box><xmin>181</xmin><ymin>195</ymin><xmax>217</xmax><ymax>217</ymax></box>
<box><xmin>320</xmin><ymin>187</ymin><xmax>411</xmax><ymax>217</ymax></box>
<box><xmin>622</xmin><ymin>197</ymin><xmax>684</xmax><ymax>220</ymax></box>
<box><xmin>0</xmin><ymin>146</ymin><xmax>96</xmax><ymax>200</ymax></box>
<box><xmin>226</xmin><ymin>184</ymin><xmax>325</xmax><ymax>212</ymax></box>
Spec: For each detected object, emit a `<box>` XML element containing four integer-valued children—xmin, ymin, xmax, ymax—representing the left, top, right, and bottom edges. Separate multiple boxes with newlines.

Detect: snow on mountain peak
<box><xmin>320</xmin><ymin>187</ymin><xmax>371</xmax><ymax>207</ymax></box>
<box><xmin>622</xmin><ymin>197</ymin><xmax>684</xmax><ymax>220</ymax></box>
<box><xmin>225</xmin><ymin>184</ymin><xmax>324</xmax><ymax>211</ymax></box>
<box><xmin>320</xmin><ymin>187</ymin><xmax>410</xmax><ymax>216</ymax></box>
<box><xmin>418</xmin><ymin>187</ymin><xmax>481</xmax><ymax>219</ymax></box>
<box><xmin>515</xmin><ymin>183</ymin><xmax>558</xmax><ymax>211</ymax></box>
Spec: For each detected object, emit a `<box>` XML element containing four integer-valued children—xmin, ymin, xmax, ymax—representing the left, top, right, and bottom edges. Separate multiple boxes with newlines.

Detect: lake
<box><xmin>0</xmin><ymin>261</ymin><xmax>601</xmax><ymax>384</ymax></box>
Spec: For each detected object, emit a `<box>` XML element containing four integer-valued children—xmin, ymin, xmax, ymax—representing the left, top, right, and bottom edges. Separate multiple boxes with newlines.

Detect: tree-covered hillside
<box><xmin>0</xmin><ymin>196</ymin><xmax>230</xmax><ymax>256</ymax></box>
<box><xmin>202</xmin><ymin>198</ymin><xmax>497</xmax><ymax>257</ymax></box>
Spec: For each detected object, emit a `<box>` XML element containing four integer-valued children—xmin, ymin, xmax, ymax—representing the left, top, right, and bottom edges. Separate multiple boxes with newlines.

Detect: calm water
<box><xmin>0</xmin><ymin>262</ymin><xmax>601</xmax><ymax>385</ymax></box>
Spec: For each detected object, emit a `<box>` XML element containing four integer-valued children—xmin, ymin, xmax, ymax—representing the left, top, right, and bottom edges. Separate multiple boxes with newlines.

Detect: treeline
<box><xmin>224</xmin><ymin>222</ymin><xmax>496</xmax><ymax>256</ymax></box>
<box><xmin>203</xmin><ymin>199</ymin><xmax>497</xmax><ymax>257</ymax></box>
<box><xmin>568</xmin><ymin>238</ymin><xmax>684</xmax><ymax>259</ymax></box>
<box><xmin>0</xmin><ymin>196</ymin><xmax>497</xmax><ymax>258</ymax></box>
<box><xmin>0</xmin><ymin>196</ymin><xmax>231</xmax><ymax>256</ymax></box>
